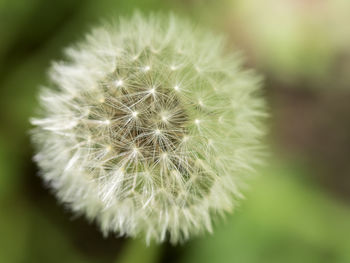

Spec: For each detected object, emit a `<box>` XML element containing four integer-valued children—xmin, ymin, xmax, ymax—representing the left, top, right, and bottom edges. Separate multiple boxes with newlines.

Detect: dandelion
<box><xmin>30</xmin><ymin>13</ymin><xmax>266</xmax><ymax>244</ymax></box>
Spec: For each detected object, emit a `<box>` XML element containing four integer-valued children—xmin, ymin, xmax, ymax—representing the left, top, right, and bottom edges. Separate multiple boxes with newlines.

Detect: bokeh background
<box><xmin>1</xmin><ymin>0</ymin><xmax>350</xmax><ymax>262</ymax></box>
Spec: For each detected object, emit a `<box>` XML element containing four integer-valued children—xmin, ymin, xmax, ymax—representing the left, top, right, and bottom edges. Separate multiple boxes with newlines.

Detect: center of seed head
<box><xmin>98</xmin><ymin>69</ymin><xmax>189</xmax><ymax>166</ymax></box>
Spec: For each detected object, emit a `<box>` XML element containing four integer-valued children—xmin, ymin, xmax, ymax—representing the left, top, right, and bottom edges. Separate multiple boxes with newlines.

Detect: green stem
<box><xmin>116</xmin><ymin>238</ymin><xmax>161</xmax><ymax>263</ymax></box>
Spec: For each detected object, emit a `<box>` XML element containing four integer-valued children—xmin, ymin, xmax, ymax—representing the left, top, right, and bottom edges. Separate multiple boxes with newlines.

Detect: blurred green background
<box><xmin>1</xmin><ymin>0</ymin><xmax>350</xmax><ymax>262</ymax></box>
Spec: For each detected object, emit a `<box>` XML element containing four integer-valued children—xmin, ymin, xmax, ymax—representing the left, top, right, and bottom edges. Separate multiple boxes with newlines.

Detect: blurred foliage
<box><xmin>117</xmin><ymin>239</ymin><xmax>160</xmax><ymax>263</ymax></box>
<box><xmin>1</xmin><ymin>0</ymin><xmax>350</xmax><ymax>262</ymax></box>
<box><xmin>226</xmin><ymin>0</ymin><xmax>350</xmax><ymax>88</ymax></box>
<box><xmin>182</xmin><ymin>161</ymin><xmax>350</xmax><ymax>263</ymax></box>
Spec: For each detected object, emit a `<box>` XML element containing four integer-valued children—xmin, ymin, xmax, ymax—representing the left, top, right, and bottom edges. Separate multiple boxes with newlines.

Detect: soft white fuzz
<box><xmin>31</xmin><ymin>13</ymin><xmax>266</xmax><ymax>244</ymax></box>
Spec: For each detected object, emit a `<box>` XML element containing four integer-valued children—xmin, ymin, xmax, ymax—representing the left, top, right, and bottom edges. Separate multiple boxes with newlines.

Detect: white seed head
<box><xmin>131</xmin><ymin>111</ymin><xmax>138</xmax><ymax>118</ymax></box>
<box><xmin>115</xmin><ymin>79</ymin><xmax>123</xmax><ymax>87</ymax></box>
<box><xmin>30</xmin><ymin>13</ymin><xmax>266</xmax><ymax>244</ymax></box>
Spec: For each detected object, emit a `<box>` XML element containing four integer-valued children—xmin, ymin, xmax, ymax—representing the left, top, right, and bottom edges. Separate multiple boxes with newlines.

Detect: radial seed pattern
<box><xmin>31</xmin><ymin>13</ymin><xmax>266</xmax><ymax>244</ymax></box>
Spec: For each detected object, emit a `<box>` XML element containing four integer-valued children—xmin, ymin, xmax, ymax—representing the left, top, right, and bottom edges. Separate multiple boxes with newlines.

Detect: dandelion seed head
<box><xmin>30</xmin><ymin>13</ymin><xmax>266</xmax><ymax>244</ymax></box>
<box><xmin>143</xmin><ymin>65</ymin><xmax>151</xmax><ymax>72</ymax></box>
<box><xmin>132</xmin><ymin>111</ymin><xmax>138</xmax><ymax>118</ymax></box>
<box><xmin>149</xmin><ymin>87</ymin><xmax>156</xmax><ymax>94</ymax></box>
<box><xmin>115</xmin><ymin>79</ymin><xmax>123</xmax><ymax>87</ymax></box>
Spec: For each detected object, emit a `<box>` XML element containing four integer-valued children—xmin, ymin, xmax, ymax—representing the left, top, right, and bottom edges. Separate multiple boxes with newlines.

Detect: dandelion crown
<box><xmin>31</xmin><ymin>13</ymin><xmax>266</xmax><ymax>244</ymax></box>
